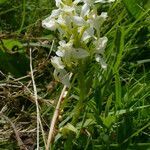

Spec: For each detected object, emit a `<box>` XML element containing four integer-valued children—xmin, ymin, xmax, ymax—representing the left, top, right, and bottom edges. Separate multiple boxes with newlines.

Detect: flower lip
<box><xmin>51</xmin><ymin>56</ymin><xmax>65</xmax><ymax>69</ymax></box>
<box><xmin>100</xmin><ymin>12</ymin><xmax>108</xmax><ymax>19</ymax></box>
<box><xmin>55</xmin><ymin>0</ymin><xmax>62</xmax><ymax>7</ymax></box>
<box><xmin>73</xmin><ymin>16</ymin><xmax>86</xmax><ymax>26</ymax></box>
<box><xmin>42</xmin><ymin>17</ymin><xmax>57</xmax><ymax>31</ymax></box>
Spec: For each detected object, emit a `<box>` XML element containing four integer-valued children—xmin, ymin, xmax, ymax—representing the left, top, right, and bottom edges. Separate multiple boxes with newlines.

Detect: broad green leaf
<box><xmin>101</xmin><ymin>115</ymin><xmax>116</xmax><ymax>128</ymax></box>
<box><xmin>1</xmin><ymin>39</ymin><xmax>23</xmax><ymax>53</ymax></box>
<box><xmin>60</xmin><ymin>123</ymin><xmax>78</xmax><ymax>136</ymax></box>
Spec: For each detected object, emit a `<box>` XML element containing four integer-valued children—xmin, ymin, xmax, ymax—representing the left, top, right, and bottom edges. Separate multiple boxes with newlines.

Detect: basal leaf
<box><xmin>1</xmin><ymin>39</ymin><xmax>23</xmax><ymax>53</ymax></box>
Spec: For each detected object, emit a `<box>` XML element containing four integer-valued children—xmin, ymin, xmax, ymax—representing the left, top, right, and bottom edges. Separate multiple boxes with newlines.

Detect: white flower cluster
<box><xmin>42</xmin><ymin>0</ymin><xmax>115</xmax><ymax>86</ymax></box>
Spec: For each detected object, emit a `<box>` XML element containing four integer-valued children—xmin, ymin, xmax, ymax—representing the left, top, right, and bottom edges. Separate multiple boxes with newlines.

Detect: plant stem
<box><xmin>72</xmin><ymin>61</ymin><xmax>86</xmax><ymax>125</ymax></box>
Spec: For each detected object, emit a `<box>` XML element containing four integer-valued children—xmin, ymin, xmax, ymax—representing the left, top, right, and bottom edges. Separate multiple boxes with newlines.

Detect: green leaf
<box><xmin>113</xmin><ymin>27</ymin><xmax>124</xmax><ymax>109</ymax></box>
<box><xmin>101</xmin><ymin>115</ymin><xmax>116</xmax><ymax>128</ymax></box>
<box><xmin>1</xmin><ymin>39</ymin><xmax>23</xmax><ymax>53</ymax></box>
<box><xmin>60</xmin><ymin>123</ymin><xmax>78</xmax><ymax>136</ymax></box>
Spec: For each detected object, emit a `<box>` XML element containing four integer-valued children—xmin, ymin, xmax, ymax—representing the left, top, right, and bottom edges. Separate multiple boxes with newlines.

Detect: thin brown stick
<box><xmin>46</xmin><ymin>85</ymin><xmax>67</xmax><ymax>150</ymax></box>
<box><xmin>46</xmin><ymin>73</ymin><xmax>72</xmax><ymax>150</ymax></box>
<box><xmin>30</xmin><ymin>48</ymin><xmax>46</xmax><ymax>149</ymax></box>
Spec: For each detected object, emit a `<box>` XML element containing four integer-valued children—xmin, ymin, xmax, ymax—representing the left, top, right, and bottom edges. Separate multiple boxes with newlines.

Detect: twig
<box><xmin>0</xmin><ymin>70</ymin><xmax>6</xmax><ymax>77</ymax></box>
<box><xmin>46</xmin><ymin>85</ymin><xmax>67</xmax><ymax>150</ymax></box>
<box><xmin>0</xmin><ymin>83</ymin><xmax>22</xmax><ymax>88</ymax></box>
<box><xmin>0</xmin><ymin>113</ymin><xmax>28</xmax><ymax>150</ymax></box>
<box><xmin>30</xmin><ymin>48</ymin><xmax>46</xmax><ymax>149</ymax></box>
<box><xmin>46</xmin><ymin>73</ymin><xmax>72</xmax><ymax>150</ymax></box>
<box><xmin>47</xmin><ymin>40</ymin><xmax>54</xmax><ymax>59</ymax></box>
<box><xmin>13</xmin><ymin>74</ymin><xmax>31</xmax><ymax>81</ymax></box>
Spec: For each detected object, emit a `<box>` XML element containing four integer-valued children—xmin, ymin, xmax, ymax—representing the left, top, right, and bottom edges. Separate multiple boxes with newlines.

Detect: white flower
<box><xmin>108</xmin><ymin>0</ymin><xmax>115</xmax><ymax>2</ymax></box>
<box><xmin>63</xmin><ymin>5</ymin><xmax>75</xmax><ymax>13</ymax></box>
<box><xmin>83</xmin><ymin>0</ymin><xmax>94</xmax><ymax>5</ymax></box>
<box><xmin>57</xmin><ymin>15</ymin><xmax>66</xmax><ymax>26</ymax></box>
<box><xmin>54</xmin><ymin>69</ymin><xmax>70</xmax><ymax>87</ymax></box>
<box><xmin>94</xmin><ymin>37</ymin><xmax>108</xmax><ymax>54</ymax></box>
<box><xmin>56</xmin><ymin>40</ymin><xmax>73</xmax><ymax>64</ymax></box>
<box><xmin>95</xmin><ymin>54</ymin><xmax>107</xmax><ymax>69</ymax></box>
<box><xmin>42</xmin><ymin>18</ymin><xmax>58</xmax><ymax>31</ymax></box>
<box><xmin>50</xmin><ymin>9</ymin><xmax>61</xmax><ymax>18</ymax></box>
<box><xmin>100</xmin><ymin>12</ymin><xmax>108</xmax><ymax>19</ymax></box>
<box><xmin>73</xmin><ymin>16</ymin><xmax>86</xmax><ymax>26</ymax></box>
<box><xmin>56</xmin><ymin>49</ymin><xmax>65</xmax><ymax>57</ymax></box>
<box><xmin>87</xmin><ymin>11</ymin><xmax>107</xmax><ymax>31</ymax></box>
<box><xmin>42</xmin><ymin>0</ymin><xmax>109</xmax><ymax>86</ymax></box>
<box><xmin>81</xmin><ymin>27</ymin><xmax>94</xmax><ymax>41</ymax></box>
<box><xmin>58</xmin><ymin>40</ymin><xmax>73</xmax><ymax>52</ymax></box>
<box><xmin>81</xmin><ymin>3</ymin><xmax>90</xmax><ymax>17</ymax></box>
<box><xmin>56</xmin><ymin>40</ymin><xmax>89</xmax><ymax>66</ymax></box>
<box><xmin>73</xmin><ymin>0</ymin><xmax>82</xmax><ymax>4</ymax></box>
<box><xmin>55</xmin><ymin>0</ymin><xmax>62</xmax><ymax>7</ymax></box>
<box><xmin>42</xmin><ymin>9</ymin><xmax>61</xmax><ymax>31</ymax></box>
<box><xmin>51</xmin><ymin>56</ymin><xmax>65</xmax><ymax>69</ymax></box>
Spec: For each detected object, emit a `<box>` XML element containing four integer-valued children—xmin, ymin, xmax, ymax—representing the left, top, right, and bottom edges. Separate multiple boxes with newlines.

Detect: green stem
<box><xmin>72</xmin><ymin>61</ymin><xmax>86</xmax><ymax>125</ymax></box>
<box><xmin>17</xmin><ymin>0</ymin><xmax>26</xmax><ymax>34</ymax></box>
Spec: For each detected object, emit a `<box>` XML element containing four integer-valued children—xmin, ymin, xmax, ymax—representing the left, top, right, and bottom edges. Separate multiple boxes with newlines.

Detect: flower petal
<box><xmin>50</xmin><ymin>9</ymin><xmax>61</xmax><ymax>18</ymax></box>
<box><xmin>56</xmin><ymin>50</ymin><xmax>65</xmax><ymax>57</ymax></box>
<box><xmin>83</xmin><ymin>0</ymin><xmax>94</xmax><ymax>5</ymax></box>
<box><xmin>73</xmin><ymin>16</ymin><xmax>86</xmax><ymax>26</ymax></box>
<box><xmin>81</xmin><ymin>27</ymin><xmax>94</xmax><ymax>41</ymax></box>
<box><xmin>94</xmin><ymin>37</ymin><xmax>108</xmax><ymax>54</ymax></box>
<box><xmin>100</xmin><ymin>12</ymin><xmax>108</xmax><ymax>20</ymax></box>
<box><xmin>42</xmin><ymin>18</ymin><xmax>57</xmax><ymax>31</ymax></box>
<box><xmin>63</xmin><ymin>5</ymin><xmax>75</xmax><ymax>13</ymax></box>
<box><xmin>73</xmin><ymin>0</ymin><xmax>82</xmax><ymax>4</ymax></box>
<box><xmin>81</xmin><ymin>3</ymin><xmax>90</xmax><ymax>17</ymax></box>
<box><xmin>51</xmin><ymin>56</ymin><xmax>65</xmax><ymax>69</ymax></box>
<box><xmin>54</xmin><ymin>69</ymin><xmax>70</xmax><ymax>87</ymax></box>
<box><xmin>55</xmin><ymin>0</ymin><xmax>62</xmax><ymax>7</ymax></box>
<box><xmin>72</xmin><ymin>48</ymin><xmax>89</xmax><ymax>59</ymax></box>
<box><xmin>57</xmin><ymin>15</ymin><xmax>66</xmax><ymax>26</ymax></box>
